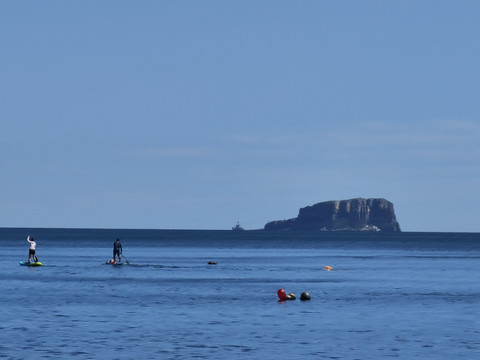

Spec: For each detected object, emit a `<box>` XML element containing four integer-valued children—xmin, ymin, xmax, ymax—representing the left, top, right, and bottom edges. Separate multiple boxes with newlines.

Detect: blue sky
<box><xmin>1</xmin><ymin>1</ymin><xmax>479</xmax><ymax>232</ymax></box>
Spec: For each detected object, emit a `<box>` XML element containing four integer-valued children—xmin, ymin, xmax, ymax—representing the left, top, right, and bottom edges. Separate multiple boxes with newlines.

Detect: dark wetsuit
<box><xmin>113</xmin><ymin>239</ymin><xmax>122</xmax><ymax>258</ymax></box>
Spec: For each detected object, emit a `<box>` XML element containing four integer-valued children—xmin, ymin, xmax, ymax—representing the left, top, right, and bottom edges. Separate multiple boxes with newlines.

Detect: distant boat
<box><xmin>232</xmin><ymin>222</ymin><xmax>245</xmax><ymax>231</ymax></box>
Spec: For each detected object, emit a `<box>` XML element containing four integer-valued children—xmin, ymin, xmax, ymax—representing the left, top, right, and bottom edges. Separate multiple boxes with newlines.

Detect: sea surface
<box><xmin>0</xmin><ymin>228</ymin><xmax>479</xmax><ymax>359</ymax></box>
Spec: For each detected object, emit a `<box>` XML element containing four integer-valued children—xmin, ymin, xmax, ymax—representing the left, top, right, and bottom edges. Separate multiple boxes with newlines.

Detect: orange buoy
<box><xmin>324</xmin><ymin>265</ymin><xmax>332</xmax><ymax>271</ymax></box>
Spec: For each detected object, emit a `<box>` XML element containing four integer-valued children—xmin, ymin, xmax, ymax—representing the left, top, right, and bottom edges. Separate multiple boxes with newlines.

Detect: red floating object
<box><xmin>277</xmin><ymin>288</ymin><xmax>287</xmax><ymax>301</ymax></box>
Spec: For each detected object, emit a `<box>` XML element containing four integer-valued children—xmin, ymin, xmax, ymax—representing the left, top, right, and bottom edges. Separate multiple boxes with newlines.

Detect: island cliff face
<box><xmin>264</xmin><ymin>198</ymin><xmax>401</xmax><ymax>232</ymax></box>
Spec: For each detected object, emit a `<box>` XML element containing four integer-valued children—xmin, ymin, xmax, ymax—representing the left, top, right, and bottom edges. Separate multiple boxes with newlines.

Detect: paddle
<box><xmin>121</xmin><ymin>252</ymin><xmax>130</xmax><ymax>265</ymax></box>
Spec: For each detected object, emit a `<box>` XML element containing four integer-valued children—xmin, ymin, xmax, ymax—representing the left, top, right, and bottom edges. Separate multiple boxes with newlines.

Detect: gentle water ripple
<box><xmin>1</xmin><ymin>229</ymin><xmax>479</xmax><ymax>359</ymax></box>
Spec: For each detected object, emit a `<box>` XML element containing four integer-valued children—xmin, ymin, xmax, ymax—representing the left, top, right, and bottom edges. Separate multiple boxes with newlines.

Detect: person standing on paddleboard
<box><xmin>113</xmin><ymin>238</ymin><xmax>122</xmax><ymax>263</ymax></box>
<box><xmin>27</xmin><ymin>235</ymin><xmax>38</xmax><ymax>263</ymax></box>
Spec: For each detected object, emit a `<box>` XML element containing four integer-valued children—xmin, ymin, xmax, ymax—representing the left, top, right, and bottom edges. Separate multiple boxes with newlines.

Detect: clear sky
<box><xmin>1</xmin><ymin>1</ymin><xmax>479</xmax><ymax>232</ymax></box>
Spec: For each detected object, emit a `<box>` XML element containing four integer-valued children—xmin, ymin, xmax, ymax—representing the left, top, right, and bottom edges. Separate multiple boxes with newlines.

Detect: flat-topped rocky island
<box><xmin>264</xmin><ymin>198</ymin><xmax>401</xmax><ymax>232</ymax></box>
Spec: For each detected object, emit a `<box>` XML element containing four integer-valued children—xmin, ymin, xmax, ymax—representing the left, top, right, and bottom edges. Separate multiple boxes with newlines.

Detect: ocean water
<box><xmin>0</xmin><ymin>228</ymin><xmax>479</xmax><ymax>359</ymax></box>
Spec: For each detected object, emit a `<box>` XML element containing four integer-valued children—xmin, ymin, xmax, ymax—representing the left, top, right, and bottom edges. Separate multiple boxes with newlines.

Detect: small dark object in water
<box><xmin>208</xmin><ymin>261</ymin><xmax>217</xmax><ymax>265</ymax></box>
<box><xmin>300</xmin><ymin>292</ymin><xmax>311</xmax><ymax>301</ymax></box>
<box><xmin>278</xmin><ymin>289</ymin><xmax>296</xmax><ymax>301</ymax></box>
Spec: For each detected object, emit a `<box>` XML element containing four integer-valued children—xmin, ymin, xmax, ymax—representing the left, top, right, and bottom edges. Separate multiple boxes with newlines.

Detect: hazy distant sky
<box><xmin>1</xmin><ymin>1</ymin><xmax>479</xmax><ymax>231</ymax></box>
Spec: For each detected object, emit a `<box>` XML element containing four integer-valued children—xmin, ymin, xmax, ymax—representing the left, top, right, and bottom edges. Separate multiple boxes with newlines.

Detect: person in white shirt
<box><xmin>27</xmin><ymin>235</ymin><xmax>38</xmax><ymax>263</ymax></box>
